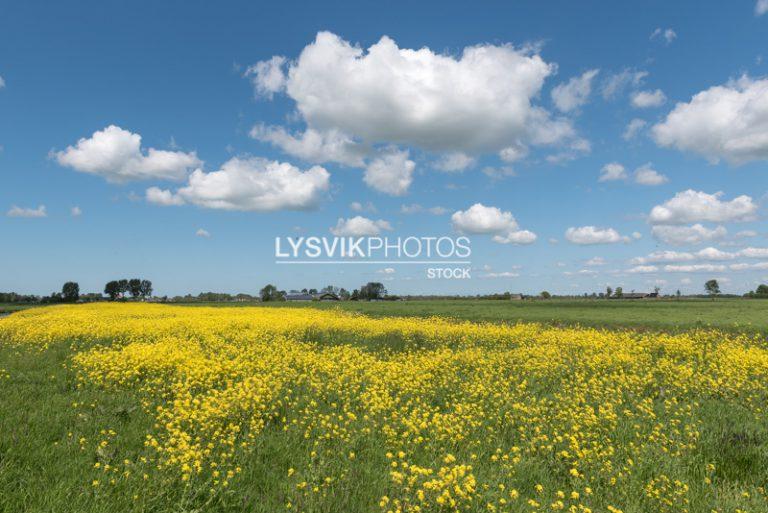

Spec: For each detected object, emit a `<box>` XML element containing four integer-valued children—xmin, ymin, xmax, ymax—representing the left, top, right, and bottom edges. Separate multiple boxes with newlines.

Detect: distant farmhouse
<box><xmin>285</xmin><ymin>293</ymin><xmax>314</xmax><ymax>301</ymax></box>
<box><xmin>611</xmin><ymin>292</ymin><xmax>659</xmax><ymax>300</ymax></box>
<box><xmin>285</xmin><ymin>291</ymin><xmax>340</xmax><ymax>301</ymax></box>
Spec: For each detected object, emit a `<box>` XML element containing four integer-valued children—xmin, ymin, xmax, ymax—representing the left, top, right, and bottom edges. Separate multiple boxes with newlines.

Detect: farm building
<box><xmin>611</xmin><ymin>292</ymin><xmax>659</xmax><ymax>299</ymax></box>
<box><xmin>285</xmin><ymin>293</ymin><xmax>314</xmax><ymax>301</ymax></box>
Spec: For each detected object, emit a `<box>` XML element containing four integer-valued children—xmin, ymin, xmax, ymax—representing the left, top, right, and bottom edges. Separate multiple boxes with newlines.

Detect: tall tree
<box><xmin>128</xmin><ymin>278</ymin><xmax>142</xmax><ymax>298</ymax></box>
<box><xmin>606</xmin><ymin>286</ymin><xmax>613</xmax><ymax>298</ymax></box>
<box><xmin>139</xmin><ymin>280</ymin><xmax>153</xmax><ymax>299</ymax></box>
<box><xmin>614</xmin><ymin>286</ymin><xmax>623</xmax><ymax>299</ymax></box>
<box><xmin>61</xmin><ymin>282</ymin><xmax>80</xmax><ymax>303</ymax></box>
<box><xmin>104</xmin><ymin>281</ymin><xmax>120</xmax><ymax>300</ymax></box>
<box><xmin>704</xmin><ymin>279</ymin><xmax>720</xmax><ymax>299</ymax></box>
<box><xmin>117</xmin><ymin>279</ymin><xmax>129</xmax><ymax>299</ymax></box>
<box><xmin>359</xmin><ymin>282</ymin><xmax>387</xmax><ymax>300</ymax></box>
<box><xmin>260</xmin><ymin>284</ymin><xmax>284</xmax><ymax>302</ymax></box>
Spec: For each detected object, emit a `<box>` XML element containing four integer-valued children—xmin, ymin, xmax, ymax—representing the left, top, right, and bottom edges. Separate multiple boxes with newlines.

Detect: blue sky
<box><xmin>2</xmin><ymin>0</ymin><xmax>768</xmax><ymax>296</ymax></box>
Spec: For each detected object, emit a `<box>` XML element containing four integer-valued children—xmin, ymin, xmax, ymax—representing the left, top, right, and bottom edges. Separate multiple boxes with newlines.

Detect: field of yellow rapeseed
<box><xmin>1</xmin><ymin>303</ymin><xmax>768</xmax><ymax>513</ymax></box>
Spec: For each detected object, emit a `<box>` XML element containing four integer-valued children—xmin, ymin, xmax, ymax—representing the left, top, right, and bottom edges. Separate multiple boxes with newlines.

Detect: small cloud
<box><xmin>70</xmin><ymin>206</ymin><xmax>82</xmax><ymax>217</ymax></box>
<box><xmin>631</xmin><ymin>89</ymin><xmax>667</xmax><ymax>109</ymax></box>
<box><xmin>482</xmin><ymin>166</ymin><xmax>517</xmax><ymax>179</ymax></box>
<box><xmin>376</xmin><ymin>268</ymin><xmax>396</xmax><ymax>274</ymax></box>
<box><xmin>350</xmin><ymin>201</ymin><xmax>376</xmax><ymax>213</ymax></box>
<box><xmin>598</xmin><ymin>162</ymin><xmax>628</xmax><ymax>182</ymax></box>
<box><xmin>650</xmin><ymin>27</ymin><xmax>677</xmax><ymax>44</ymax></box>
<box><xmin>434</xmin><ymin>152</ymin><xmax>476</xmax><ymax>172</ymax></box>
<box><xmin>330</xmin><ymin>216</ymin><xmax>392</xmax><ymax>236</ymax></box>
<box><xmin>480</xmin><ymin>271</ymin><xmax>520</xmax><ymax>279</ymax></box>
<box><xmin>633</xmin><ymin>164</ymin><xmax>668</xmax><ymax>186</ymax></box>
<box><xmin>7</xmin><ymin>205</ymin><xmax>47</xmax><ymax>218</ymax></box>
<box><xmin>195</xmin><ymin>228</ymin><xmax>211</xmax><ymax>238</ymax></box>
<box><xmin>401</xmin><ymin>204</ymin><xmax>448</xmax><ymax>215</ymax></box>
<box><xmin>623</xmin><ymin>118</ymin><xmax>647</xmax><ymax>140</ymax></box>
<box><xmin>756</xmin><ymin>0</ymin><xmax>768</xmax><ymax>16</ymax></box>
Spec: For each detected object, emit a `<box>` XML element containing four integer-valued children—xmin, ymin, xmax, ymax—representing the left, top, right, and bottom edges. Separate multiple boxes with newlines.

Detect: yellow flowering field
<box><xmin>1</xmin><ymin>303</ymin><xmax>768</xmax><ymax>513</ymax></box>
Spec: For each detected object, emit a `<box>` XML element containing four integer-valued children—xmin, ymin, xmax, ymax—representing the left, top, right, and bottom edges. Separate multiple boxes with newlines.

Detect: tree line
<box><xmin>103</xmin><ymin>279</ymin><xmax>153</xmax><ymax>300</ymax></box>
<box><xmin>259</xmin><ymin>282</ymin><xmax>389</xmax><ymax>302</ymax></box>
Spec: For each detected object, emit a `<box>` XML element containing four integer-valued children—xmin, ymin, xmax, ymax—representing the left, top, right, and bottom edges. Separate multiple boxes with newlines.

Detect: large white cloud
<box><xmin>551</xmin><ymin>69</ymin><xmax>600</xmax><ymax>113</ymax></box>
<box><xmin>652</xmin><ymin>76</ymin><xmax>768</xmax><ymax>164</ymax></box>
<box><xmin>756</xmin><ymin>0</ymin><xmax>768</xmax><ymax>16</ymax></box>
<box><xmin>565</xmin><ymin>226</ymin><xmax>630</xmax><ymax>245</ymax></box>
<box><xmin>252</xmin><ymin>32</ymin><xmax>578</xmax><ymax>156</ymax></box>
<box><xmin>56</xmin><ymin>125</ymin><xmax>201</xmax><ymax>183</ymax></box>
<box><xmin>650</xmin><ymin>224</ymin><xmax>727</xmax><ymax>245</ymax></box>
<box><xmin>451</xmin><ymin>203</ymin><xmax>536</xmax><ymax>245</ymax></box>
<box><xmin>146</xmin><ymin>157</ymin><xmax>329</xmax><ymax>211</ymax></box>
<box><xmin>363</xmin><ymin>149</ymin><xmax>415</xmax><ymax>196</ymax></box>
<box><xmin>648</xmin><ymin>190</ymin><xmax>757</xmax><ymax>225</ymax></box>
<box><xmin>330</xmin><ymin>216</ymin><xmax>392</xmax><ymax>236</ymax></box>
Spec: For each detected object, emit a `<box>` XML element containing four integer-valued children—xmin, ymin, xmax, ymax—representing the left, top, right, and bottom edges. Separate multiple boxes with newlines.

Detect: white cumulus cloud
<box><xmin>363</xmin><ymin>149</ymin><xmax>415</xmax><ymax>196</ymax></box>
<box><xmin>70</xmin><ymin>206</ymin><xmax>82</xmax><ymax>217</ymax></box>
<box><xmin>195</xmin><ymin>228</ymin><xmax>211</xmax><ymax>238</ymax></box>
<box><xmin>565</xmin><ymin>226</ymin><xmax>630</xmax><ymax>245</ymax></box>
<box><xmin>330</xmin><ymin>216</ymin><xmax>392</xmax><ymax>236</ymax></box>
<box><xmin>631</xmin><ymin>89</ymin><xmax>667</xmax><ymax>108</ymax></box>
<box><xmin>633</xmin><ymin>164</ymin><xmax>668</xmax><ymax>185</ymax></box>
<box><xmin>598</xmin><ymin>162</ymin><xmax>628</xmax><ymax>182</ymax></box>
<box><xmin>244</xmin><ymin>55</ymin><xmax>287</xmax><ymax>99</ymax></box>
<box><xmin>756</xmin><ymin>0</ymin><xmax>768</xmax><ymax>16</ymax></box>
<box><xmin>55</xmin><ymin>125</ymin><xmax>201</xmax><ymax>183</ymax></box>
<box><xmin>652</xmin><ymin>76</ymin><xmax>768</xmax><ymax>164</ymax></box>
<box><xmin>146</xmin><ymin>157</ymin><xmax>330</xmax><ymax>211</ymax></box>
<box><xmin>651</xmin><ymin>224</ymin><xmax>727</xmax><ymax>245</ymax></box>
<box><xmin>251</xmin><ymin>31</ymin><xmax>578</xmax><ymax>156</ymax></box>
<box><xmin>451</xmin><ymin>203</ymin><xmax>536</xmax><ymax>245</ymax></box>
<box><xmin>648</xmin><ymin>190</ymin><xmax>757</xmax><ymax>225</ymax></box>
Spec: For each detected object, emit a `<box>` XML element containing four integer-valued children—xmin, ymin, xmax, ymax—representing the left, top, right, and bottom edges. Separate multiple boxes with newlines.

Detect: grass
<box><xmin>193</xmin><ymin>298</ymin><xmax>768</xmax><ymax>334</ymax></box>
<box><xmin>0</xmin><ymin>303</ymin><xmax>38</xmax><ymax>314</ymax></box>
<box><xmin>2</xmin><ymin>302</ymin><xmax>768</xmax><ymax>512</ymax></box>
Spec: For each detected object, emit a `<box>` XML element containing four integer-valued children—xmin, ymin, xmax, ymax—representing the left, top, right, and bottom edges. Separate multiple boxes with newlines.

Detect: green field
<box><xmin>2</xmin><ymin>302</ymin><xmax>768</xmax><ymax>512</ymax></box>
<box><xmin>216</xmin><ymin>298</ymin><xmax>768</xmax><ymax>333</ymax></box>
<box><xmin>0</xmin><ymin>303</ymin><xmax>37</xmax><ymax>314</ymax></box>
<box><xmin>5</xmin><ymin>299</ymin><xmax>768</xmax><ymax>333</ymax></box>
